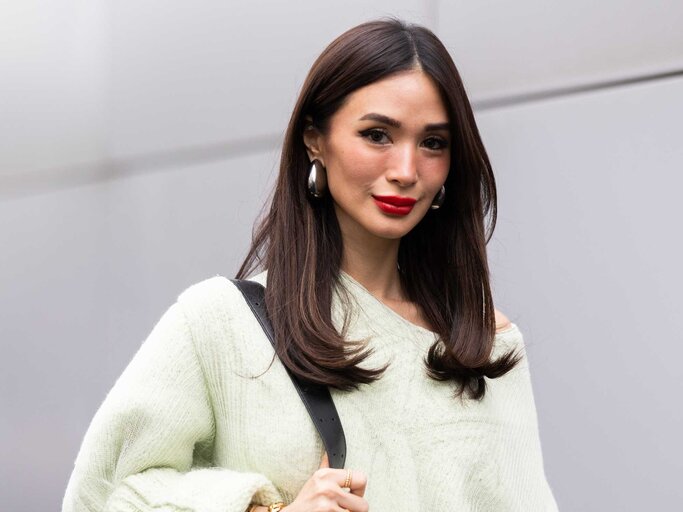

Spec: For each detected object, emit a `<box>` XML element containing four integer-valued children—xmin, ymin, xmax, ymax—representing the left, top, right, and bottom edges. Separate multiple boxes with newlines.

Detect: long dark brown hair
<box><xmin>236</xmin><ymin>17</ymin><xmax>522</xmax><ymax>400</ymax></box>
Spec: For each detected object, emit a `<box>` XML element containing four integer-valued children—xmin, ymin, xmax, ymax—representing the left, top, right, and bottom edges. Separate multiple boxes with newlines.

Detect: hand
<box><xmin>282</xmin><ymin>451</ymin><xmax>368</xmax><ymax>512</ymax></box>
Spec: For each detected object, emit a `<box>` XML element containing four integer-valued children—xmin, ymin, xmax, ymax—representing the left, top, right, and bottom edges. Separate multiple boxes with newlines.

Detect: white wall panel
<box><xmin>0</xmin><ymin>180</ymin><xmax>110</xmax><ymax>510</ymax></box>
<box><xmin>107</xmin><ymin>0</ymin><xmax>430</xmax><ymax>159</ymax></box>
<box><xmin>481</xmin><ymin>76</ymin><xmax>683</xmax><ymax>509</ymax></box>
<box><xmin>437</xmin><ymin>0</ymin><xmax>683</xmax><ymax>100</ymax></box>
<box><xmin>102</xmin><ymin>147</ymin><xmax>281</xmax><ymax>335</ymax></box>
<box><xmin>0</xmin><ymin>0</ymin><xmax>107</xmax><ymax>174</ymax></box>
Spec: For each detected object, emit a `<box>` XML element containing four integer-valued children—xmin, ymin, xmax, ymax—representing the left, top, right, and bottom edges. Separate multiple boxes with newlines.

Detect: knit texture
<box><xmin>62</xmin><ymin>270</ymin><xmax>559</xmax><ymax>511</ymax></box>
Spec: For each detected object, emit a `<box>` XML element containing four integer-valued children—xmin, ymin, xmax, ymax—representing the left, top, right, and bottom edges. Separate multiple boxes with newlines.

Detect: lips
<box><xmin>372</xmin><ymin>195</ymin><xmax>417</xmax><ymax>216</ymax></box>
<box><xmin>372</xmin><ymin>195</ymin><xmax>417</xmax><ymax>206</ymax></box>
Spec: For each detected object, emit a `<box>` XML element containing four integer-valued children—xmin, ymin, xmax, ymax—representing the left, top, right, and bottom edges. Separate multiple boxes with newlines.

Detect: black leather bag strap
<box><xmin>230</xmin><ymin>278</ymin><xmax>347</xmax><ymax>469</ymax></box>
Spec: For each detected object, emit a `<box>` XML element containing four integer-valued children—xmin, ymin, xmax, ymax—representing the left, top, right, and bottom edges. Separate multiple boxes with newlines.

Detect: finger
<box><xmin>335</xmin><ymin>488</ymin><xmax>368</xmax><ymax>511</ymax></box>
<box><xmin>319</xmin><ymin>451</ymin><xmax>329</xmax><ymax>469</ymax></box>
<box><xmin>336</xmin><ymin>469</ymin><xmax>367</xmax><ymax>498</ymax></box>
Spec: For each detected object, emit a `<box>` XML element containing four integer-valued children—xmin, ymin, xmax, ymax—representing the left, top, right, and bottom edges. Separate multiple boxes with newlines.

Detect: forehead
<box><xmin>332</xmin><ymin>70</ymin><xmax>448</xmax><ymax>125</ymax></box>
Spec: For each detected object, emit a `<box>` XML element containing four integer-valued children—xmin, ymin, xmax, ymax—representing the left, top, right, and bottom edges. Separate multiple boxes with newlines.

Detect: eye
<box><xmin>422</xmin><ymin>137</ymin><xmax>449</xmax><ymax>151</ymax></box>
<box><xmin>359</xmin><ymin>128</ymin><xmax>391</xmax><ymax>145</ymax></box>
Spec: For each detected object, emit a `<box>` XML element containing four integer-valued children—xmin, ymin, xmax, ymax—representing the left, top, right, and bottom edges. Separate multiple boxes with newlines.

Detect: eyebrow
<box><xmin>358</xmin><ymin>112</ymin><xmax>450</xmax><ymax>132</ymax></box>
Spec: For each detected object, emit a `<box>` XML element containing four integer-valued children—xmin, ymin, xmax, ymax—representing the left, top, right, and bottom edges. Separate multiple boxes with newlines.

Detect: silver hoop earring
<box><xmin>307</xmin><ymin>159</ymin><xmax>327</xmax><ymax>198</ymax></box>
<box><xmin>430</xmin><ymin>185</ymin><xmax>445</xmax><ymax>210</ymax></box>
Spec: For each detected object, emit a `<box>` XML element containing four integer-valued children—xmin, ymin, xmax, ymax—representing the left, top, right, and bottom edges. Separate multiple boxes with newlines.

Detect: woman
<box><xmin>63</xmin><ymin>18</ymin><xmax>559</xmax><ymax>512</ymax></box>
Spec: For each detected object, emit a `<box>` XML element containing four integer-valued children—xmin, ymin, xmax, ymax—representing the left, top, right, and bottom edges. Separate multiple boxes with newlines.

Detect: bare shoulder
<box><xmin>494</xmin><ymin>308</ymin><xmax>513</xmax><ymax>333</ymax></box>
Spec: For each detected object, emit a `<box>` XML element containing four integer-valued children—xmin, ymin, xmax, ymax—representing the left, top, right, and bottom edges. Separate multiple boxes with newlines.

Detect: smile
<box><xmin>372</xmin><ymin>195</ymin><xmax>417</xmax><ymax>216</ymax></box>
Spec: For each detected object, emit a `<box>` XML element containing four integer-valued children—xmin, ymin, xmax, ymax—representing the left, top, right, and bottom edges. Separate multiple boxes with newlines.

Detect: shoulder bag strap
<box><xmin>230</xmin><ymin>278</ymin><xmax>347</xmax><ymax>469</ymax></box>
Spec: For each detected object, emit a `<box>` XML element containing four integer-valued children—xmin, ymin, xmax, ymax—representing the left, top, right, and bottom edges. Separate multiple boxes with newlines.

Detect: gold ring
<box><xmin>343</xmin><ymin>468</ymin><xmax>352</xmax><ymax>489</ymax></box>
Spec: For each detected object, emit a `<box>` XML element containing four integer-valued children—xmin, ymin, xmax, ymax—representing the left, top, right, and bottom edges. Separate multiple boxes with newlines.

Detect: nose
<box><xmin>386</xmin><ymin>144</ymin><xmax>418</xmax><ymax>187</ymax></box>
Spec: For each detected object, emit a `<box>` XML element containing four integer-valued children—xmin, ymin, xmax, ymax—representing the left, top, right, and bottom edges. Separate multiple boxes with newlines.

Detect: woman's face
<box><xmin>304</xmin><ymin>69</ymin><xmax>451</xmax><ymax>244</ymax></box>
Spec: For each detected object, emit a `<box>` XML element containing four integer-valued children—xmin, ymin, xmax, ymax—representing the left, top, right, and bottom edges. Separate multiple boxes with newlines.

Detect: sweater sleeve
<box><xmin>495</xmin><ymin>325</ymin><xmax>560</xmax><ymax>511</ymax></box>
<box><xmin>62</xmin><ymin>300</ymin><xmax>283</xmax><ymax>512</ymax></box>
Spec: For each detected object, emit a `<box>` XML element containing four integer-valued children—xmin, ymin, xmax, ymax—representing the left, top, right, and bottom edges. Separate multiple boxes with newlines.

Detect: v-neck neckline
<box><xmin>338</xmin><ymin>270</ymin><xmax>438</xmax><ymax>338</ymax></box>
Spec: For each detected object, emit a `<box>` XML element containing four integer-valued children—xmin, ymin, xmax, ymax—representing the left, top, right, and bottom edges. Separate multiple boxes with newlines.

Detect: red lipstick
<box><xmin>372</xmin><ymin>195</ymin><xmax>417</xmax><ymax>216</ymax></box>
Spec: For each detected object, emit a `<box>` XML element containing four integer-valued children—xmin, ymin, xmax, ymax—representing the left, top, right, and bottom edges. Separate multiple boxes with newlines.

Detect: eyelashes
<box><xmin>358</xmin><ymin>128</ymin><xmax>449</xmax><ymax>151</ymax></box>
<box><xmin>360</xmin><ymin>128</ymin><xmax>391</xmax><ymax>144</ymax></box>
<box><xmin>423</xmin><ymin>136</ymin><xmax>449</xmax><ymax>151</ymax></box>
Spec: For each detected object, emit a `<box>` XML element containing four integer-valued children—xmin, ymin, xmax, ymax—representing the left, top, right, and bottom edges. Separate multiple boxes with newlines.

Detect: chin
<box><xmin>374</xmin><ymin>231</ymin><xmax>406</xmax><ymax>240</ymax></box>
<box><xmin>367</xmin><ymin>222</ymin><xmax>416</xmax><ymax>240</ymax></box>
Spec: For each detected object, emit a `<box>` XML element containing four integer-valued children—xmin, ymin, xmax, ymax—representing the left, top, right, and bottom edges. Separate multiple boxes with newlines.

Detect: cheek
<box><xmin>330</xmin><ymin>144</ymin><xmax>386</xmax><ymax>190</ymax></box>
<box><xmin>421</xmin><ymin>155</ymin><xmax>450</xmax><ymax>187</ymax></box>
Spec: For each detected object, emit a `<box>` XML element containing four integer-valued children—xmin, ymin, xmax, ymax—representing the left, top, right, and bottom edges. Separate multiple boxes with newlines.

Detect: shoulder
<box><xmin>492</xmin><ymin>309</ymin><xmax>525</xmax><ymax>358</ymax></box>
<box><xmin>175</xmin><ymin>275</ymin><xmax>246</xmax><ymax>327</ymax></box>
<box><xmin>177</xmin><ymin>274</ymin><xmax>235</xmax><ymax>306</ymax></box>
<box><xmin>177</xmin><ymin>270</ymin><xmax>267</xmax><ymax>306</ymax></box>
<box><xmin>495</xmin><ymin>308</ymin><xmax>513</xmax><ymax>333</ymax></box>
<box><xmin>171</xmin><ymin>274</ymin><xmax>265</xmax><ymax>362</ymax></box>
<box><xmin>175</xmin><ymin>270</ymin><xmax>269</xmax><ymax>326</ymax></box>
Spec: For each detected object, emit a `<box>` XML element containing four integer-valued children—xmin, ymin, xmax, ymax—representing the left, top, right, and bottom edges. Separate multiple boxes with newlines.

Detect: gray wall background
<box><xmin>1</xmin><ymin>1</ymin><xmax>682</xmax><ymax>510</ymax></box>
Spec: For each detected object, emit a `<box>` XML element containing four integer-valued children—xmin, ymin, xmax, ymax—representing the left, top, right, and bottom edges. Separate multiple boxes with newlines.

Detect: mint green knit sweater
<box><xmin>62</xmin><ymin>270</ymin><xmax>559</xmax><ymax>511</ymax></box>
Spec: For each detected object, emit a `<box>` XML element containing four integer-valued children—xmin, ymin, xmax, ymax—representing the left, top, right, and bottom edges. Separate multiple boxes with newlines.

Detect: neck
<box><xmin>338</xmin><ymin>228</ymin><xmax>405</xmax><ymax>303</ymax></box>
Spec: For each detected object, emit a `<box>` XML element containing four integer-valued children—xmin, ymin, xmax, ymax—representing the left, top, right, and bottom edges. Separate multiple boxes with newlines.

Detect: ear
<box><xmin>302</xmin><ymin>116</ymin><xmax>325</xmax><ymax>165</ymax></box>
